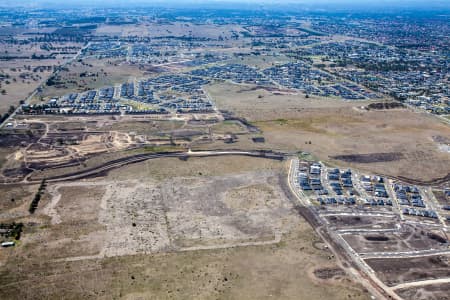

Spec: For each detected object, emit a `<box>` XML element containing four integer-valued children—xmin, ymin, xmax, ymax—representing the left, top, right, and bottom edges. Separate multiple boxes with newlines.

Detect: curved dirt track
<box><xmin>23</xmin><ymin>150</ymin><xmax>286</xmax><ymax>183</ymax></box>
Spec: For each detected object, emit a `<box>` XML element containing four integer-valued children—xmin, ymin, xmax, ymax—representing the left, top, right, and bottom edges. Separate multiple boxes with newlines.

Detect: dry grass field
<box><xmin>0</xmin><ymin>41</ymin><xmax>82</xmax><ymax>114</ymax></box>
<box><xmin>0</xmin><ymin>156</ymin><xmax>370</xmax><ymax>300</ymax></box>
<box><xmin>34</xmin><ymin>57</ymin><xmax>151</xmax><ymax>101</ymax></box>
<box><xmin>95</xmin><ymin>22</ymin><xmax>244</xmax><ymax>39</ymax></box>
<box><xmin>206</xmin><ymin>82</ymin><xmax>450</xmax><ymax>181</ymax></box>
<box><xmin>224</xmin><ymin>54</ymin><xmax>293</xmax><ymax>69</ymax></box>
<box><xmin>0</xmin><ymin>59</ymin><xmax>59</xmax><ymax>114</ymax></box>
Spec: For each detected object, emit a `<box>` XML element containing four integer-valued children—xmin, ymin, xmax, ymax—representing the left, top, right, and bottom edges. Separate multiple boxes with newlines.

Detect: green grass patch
<box><xmin>298</xmin><ymin>151</ymin><xmax>318</xmax><ymax>162</ymax></box>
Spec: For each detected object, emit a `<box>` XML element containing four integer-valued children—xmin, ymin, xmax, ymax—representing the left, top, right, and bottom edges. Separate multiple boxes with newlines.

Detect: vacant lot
<box><xmin>0</xmin><ymin>156</ymin><xmax>370</xmax><ymax>300</ymax></box>
<box><xmin>396</xmin><ymin>283</ymin><xmax>450</xmax><ymax>300</ymax></box>
<box><xmin>35</xmin><ymin>57</ymin><xmax>148</xmax><ymax>100</ymax></box>
<box><xmin>343</xmin><ymin>225</ymin><xmax>448</xmax><ymax>253</ymax></box>
<box><xmin>0</xmin><ymin>59</ymin><xmax>60</xmax><ymax>114</ymax></box>
<box><xmin>95</xmin><ymin>22</ymin><xmax>244</xmax><ymax>39</ymax></box>
<box><xmin>365</xmin><ymin>255</ymin><xmax>450</xmax><ymax>287</ymax></box>
<box><xmin>325</xmin><ymin>215</ymin><xmax>398</xmax><ymax>230</ymax></box>
<box><xmin>206</xmin><ymin>82</ymin><xmax>363</xmax><ymax>121</ymax></box>
<box><xmin>0</xmin><ymin>183</ymin><xmax>37</xmax><ymax>221</ymax></box>
<box><xmin>207</xmin><ymin>82</ymin><xmax>450</xmax><ymax>181</ymax></box>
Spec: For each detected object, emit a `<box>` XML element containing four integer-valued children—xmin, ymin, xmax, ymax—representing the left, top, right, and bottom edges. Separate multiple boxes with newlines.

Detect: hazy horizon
<box><xmin>1</xmin><ymin>0</ymin><xmax>449</xmax><ymax>9</ymax></box>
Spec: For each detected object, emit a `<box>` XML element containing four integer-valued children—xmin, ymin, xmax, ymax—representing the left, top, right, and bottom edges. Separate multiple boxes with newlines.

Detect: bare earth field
<box><xmin>325</xmin><ymin>215</ymin><xmax>399</xmax><ymax>230</ymax></box>
<box><xmin>342</xmin><ymin>225</ymin><xmax>449</xmax><ymax>253</ymax></box>
<box><xmin>206</xmin><ymin>82</ymin><xmax>450</xmax><ymax>182</ymax></box>
<box><xmin>365</xmin><ymin>255</ymin><xmax>450</xmax><ymax>287</ymax></box>
<box><xmin>0</xmin><ymin>156</ymin><xmax>370</xmax><ymax>300</ymax></box>
<box><xmin>396</xmin><ymin>283</ymin><xmax>450</xmax><ymax>300</ymax></box>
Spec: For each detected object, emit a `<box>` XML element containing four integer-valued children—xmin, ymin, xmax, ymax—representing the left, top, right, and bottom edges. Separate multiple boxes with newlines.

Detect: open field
<box><xmin>0</xmin><ymin>156</ymin><xmax>370</xmax><ymax>300</ymax></box>
<box><xmin>205</xmin><ymin>82</ymin><xmax>374</xmax><ymax>121</ymax></box>
<box><xmin>0</xmin><ymin>59</ymin><xmax>62</xmax><ymax>114</ymax></box>
<box><xmin>0</xmin><ymin>183</ymin><xmax>37</xmax><ymax>221</ymax></box>
<box><xmin>0</xmin><ymin>41</ymin><xmax>82</xmax><ymax>114</ymax></box>
<box><xmin>342</xmin><ymin>225</ymin><xmax>448</xmax><ymax>253</ymax></box>
<box><xmin>224</xmin><ymin>54</ymin><xmax>293</xmax><ymax>69</ymax></box>
<box><xmin>206</xmin><ymin>82</ymin><xmax>450</xmax><ymax>181</ymax></box>
<box><xmin>95</xmin><ymin>22</ymin><xmax>244</xmax><ymax>39</ymax></box>
<box><xmin>365</xmin><ymin>255</ymin><xmax>450</xmax><ymax>287</ymax></box>
<box><xmin>34</xmin><ymin>57</ymin><xmax>152</xmax><ymax>101</ymax></box>
<box><xmin>396</xmin><ymin>283</ymin><xmax>450</xmax><ymax>300</ymax></box>
<box><xmin>105</xmin><ymin>155</ymin><xmax>284</xmax><ymax>180</ymax></box>
<box><xmin>325</xmin><ymin>215</ymin><xmax>399</xmax><ymax>230</ymax></box>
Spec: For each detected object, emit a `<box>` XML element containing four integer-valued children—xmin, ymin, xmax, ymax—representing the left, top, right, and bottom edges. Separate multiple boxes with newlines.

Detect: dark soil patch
<box><xmin>366</xmin><ymin>102</ymin><xmax>405</xmax><ymax>110</ymax></box>
<box><xmin>366</xmin><ymin>255</ymin><xmax>450</xmax><ymax>286</ymax></box>
<box><xmin>0</xmin><ymin>133</ymin><xmax>40</xmax><ymax>147</ymax></box>
<box><xmin>365</xmin><ymin>235</ymin><xmax>389</xmax><ymax>242</ymax></box>
<box><xmin>427</xmin><ymin>233</ymin><xmax>447</xmax><ymax>244</ymax></box>
<box><xmin>3</xmin><ymin>166</ymin><xmax>33</xmax><ymax>178</ymax></box>
<box><xmin>397</xmin><ymin>282</ymin><xmax>450</xmax><ymax>300</ymax></box>
<box><xmin>326</xmin><ymin>215</ymin><xmax>371</xmax><ymax>227</ymax></box>
<box><xmin>332</xmin><ymin>152</ymin><xmax>404</xmax><ymax>163</ymax></box>
<box><xmin>220</xmin><ymin>110</ymin><xmax>260</xmax><ymax>133</ymax></box>
<box><xmin>252</xmin><ymin>137</ymin><xmax>265</xmax><ymax>143</ymax></box>
<box><xmin>313</xmin><ymin>267</ymin><xmax>346</xmax><ymax>280</ymax></box>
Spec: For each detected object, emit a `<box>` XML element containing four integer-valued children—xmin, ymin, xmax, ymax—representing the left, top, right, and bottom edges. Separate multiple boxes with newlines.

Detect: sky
<box><xmin>1</xmin><ymin>0</ymin><xmax>449</xmax><ymax>10</ymax></box>
<box><xmin>3</xmin><ymin>0</ymin><xmax>449</xmax><ymax>4</ymax></box>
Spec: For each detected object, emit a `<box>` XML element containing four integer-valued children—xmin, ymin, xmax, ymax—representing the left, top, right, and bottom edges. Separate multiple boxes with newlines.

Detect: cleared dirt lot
<box><xmin>342</xmin><ymin>225</ymin><xmax>449</xmax><ymax>253</ymax></box>
<box><xmin>396</xmin><ymin>283</ymin><xmax>450</xmax><ymax>300</ymax></box>
<box><xmin>207</xmin><ymin>82</ymin><xmax>450</xmax><ymax>181</ymax></box>
<box><xmin>325</xmin><ymin>215</ymin><xmax>399</xmax><ymax>230</ymax></box>
<box><xmin>0</xmin><ymin>156</ymin><xmax>370</xmax><ymax>300</ymax></box>
<box><xmin>365</xmin><ymin>254</ymin><xmax>450</xmax><ymax>287</ymax></box>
